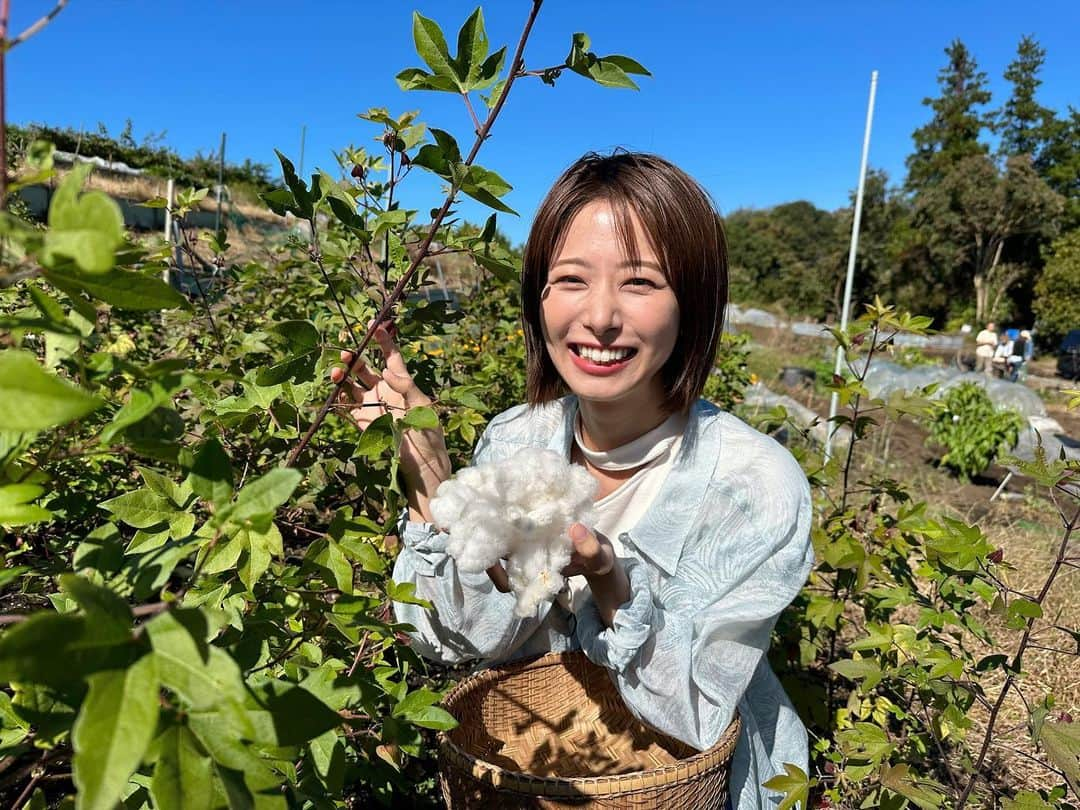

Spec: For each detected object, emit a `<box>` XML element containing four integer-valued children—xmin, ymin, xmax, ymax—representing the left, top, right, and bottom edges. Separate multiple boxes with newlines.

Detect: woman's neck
<box><xmin>576</xmin><ymin>394</ymin><xmax>673</xmax><ymax>451</ymax></box>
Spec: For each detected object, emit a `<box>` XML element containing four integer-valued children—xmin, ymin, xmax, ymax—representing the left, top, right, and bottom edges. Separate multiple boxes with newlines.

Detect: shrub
<box><xmin>703</xmin><ymin>332</ymin><xmax>752</xmax><ymax>411</ymax></box>
<box><xmin>927</xmin><ymin>382</ymin><xmax>1025</xmax><ymax>479</ymax></box>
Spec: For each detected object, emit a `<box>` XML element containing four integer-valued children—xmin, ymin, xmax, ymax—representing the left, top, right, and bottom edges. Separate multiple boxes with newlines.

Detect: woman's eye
<box><xmin>552</xmin><ymin>275</ymin><xmax>585</xmax><ymax>286</ymax></box>
<box><xmin>625</xmin><ymin>277</ymin><xmax>657</xmax><ymax>289</ymax></box>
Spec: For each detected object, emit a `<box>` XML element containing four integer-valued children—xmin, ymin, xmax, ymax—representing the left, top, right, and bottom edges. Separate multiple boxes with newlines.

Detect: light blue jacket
<box><xmin>392</xmin><ymin>396</ymin><xmax>814</xmax><ymax>809</ymax></box>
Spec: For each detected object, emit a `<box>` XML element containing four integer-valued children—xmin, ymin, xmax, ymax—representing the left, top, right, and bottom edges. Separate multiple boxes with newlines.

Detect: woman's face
<box><xmin>540</xmin><ymin>200</ymin><xmax>680</xmax><ymax>410</ymax></box>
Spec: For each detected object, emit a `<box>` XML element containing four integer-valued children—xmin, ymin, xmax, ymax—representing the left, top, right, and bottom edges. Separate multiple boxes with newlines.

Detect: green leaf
<box><xmin>252</xmin><ymin>682</ymin><xmax>343</xmax><ymax>746</ymax></box>
<box><xmin>829</xmin><ymin>657</ymin><xmax>883</xmax><ymax>690</ymax></box>
<box><xmin>401</xmin><ymin>406</ymin><xmax>439</xmax><ymax>430</ymax></box>
<box><xmin>394</xmin><ymin>66</ymin><xmax>459</xmax><ymax>93</ymax></box>
<box><xmin>188</xmin><ymin>438</ymin><xmax>234</xmax><ymax>505</ymax></box>
<box><xmin>1039</xmin><ymin>720</ymin><xmax>1080</xmax><ymax>794</ymax></box>
<box><xmin>1001</xmin><ymin>790</ymin><xmax>1056</xmax><ymax>810</ymax></box>
<box><xmin>237</xmin><ymin>524</ymin><xmax>283</xmax><ymax>590</ymax></box>
<box><xmin>100</xmin><ymin>488</ymin><xmax>178</xmax><ymax>529</ymax></box>
<box><xmin>270</xmin><ymin>319</ymin><xmax>320</xmax><ymax>351</ymax></box>
<box><xmin>100</xmin><ymin>385</ymin><xmax>177</xmax><ymax>444</ymax></box>
<box><xmin>45</xmin><ymin>266</ymin><xmax>190</xmax><ymax>311</ymax></box>
<box><xmin>392</xmin><ymin>686</ymin><xmax>457</xmax><ymax>729</ymax></box>
<box><xmin>149</xmin><ymin>725</ymin><xmax>215</xmax><ymax>810</ymax></box>
<box><xmin>41</xmin><ymin>163</ymin><xmax>125</xmax><ymax>274</ymax></box>
<box><xmin>453</xmin><ymin>7</ymin><xmax>488</xmax><ymax>88</ymax></box>
<box><xmin>473</xmin><ymin>46</ymin><xmax>506</xmax><ymax>91</ymax></box>
<box><xmin>412</xmin><ymin>11</ymin><xmax>457</xmax><ymax>86</ymax></box>
<box><xmin>399</xmin><ymin>703</ymin><xmax>457</xmax><ymax>731</ymax></box>
<box><xmin>1007</xmin><ymin>598</ymin><xmax>1044</xmax><ymax>623</ymax></box>
<box><xmin>879</xmin><ymin>763</ymin><xmax>945</xmax><ymax>809</ymax></box>
<box><xmin>354</xmin><ymin>412</ymin><xmax>396</xmax><ymax>458</ymax></box>
<box><xmin>0</xmin><ymin>351</ymin><xmax>103</xmax><ymax>431</ymax></box>
<box><xmin>339</xmin><ymin>536</ymin><xmax>387</xmax><ymax>575</ymax></box>
<box><xmin>385</xmin><ymin>580</ymin><xmax>433</xmax><ymax>609</ymax></box>
<box><xmin>72</xmin><ymin>653</ymin><xmax>160</xmax><ymax>810</ymax></box>
<box><xmin>459</xmin><ymin>165</ymin><xmax>516</xmax><ymax>214</ymax></box>
<box><xmin>274</xmin><ymin>150</ymin><xmax>312</xmax><ymax>218</ymax></box>
<box><xmin>255</xmin><ymin>348</ymin><xmax>319</xmax><ymax>386</ymax></box>
<box><xmin>229</xmin><ymin>468</ymin><xmax>302</xmax><ymax>524</ymax></box>
<box><xmin>144</xmin><ymin>610</ymin><xmax>247</xmax><ymax>711</ymax></box>
<box><xmin>0</xmin><ymin>483</ymin><xmax>51</xmax><ymax>526</ymax></box>
<box><xmin>471</xmin><ymin>251</ymin><xmax>520</xmax><ymax>283</ymax></box>
<box><xmin>59</xmin><ymin>575</ymin><xmax>132</xmax><ymax>642</ymax></box>
<box><xmin>306</xmin><ymin>538</ymin><xmax>354</xmax><ymax>594</ymax></box>
<box><xmin>762</xmin><ymin>762</ymin><xmax>810</xmax><ymax>810</ymax></box>
<box><xmin>308</xmin><ymin>731</ymin><xmax>346</xmax><ymax>794</ymax></box>
<box><xmin>0</xmin><ymin>612</ymin><xmax>139</xmax><ymax>686</ymax></box>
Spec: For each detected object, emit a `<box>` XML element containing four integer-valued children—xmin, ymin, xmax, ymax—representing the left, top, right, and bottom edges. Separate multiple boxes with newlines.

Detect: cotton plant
<box><xmin>430</xmin><ymin>448</ymin><xmax>597</xmax><ymax>616</ymax></box>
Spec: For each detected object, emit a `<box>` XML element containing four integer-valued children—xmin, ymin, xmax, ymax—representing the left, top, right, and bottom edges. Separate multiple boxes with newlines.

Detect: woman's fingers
<box><xmin>373</xmin><ymin>324</ymin><xmax>426</xmax><ymax>403</ymax></box>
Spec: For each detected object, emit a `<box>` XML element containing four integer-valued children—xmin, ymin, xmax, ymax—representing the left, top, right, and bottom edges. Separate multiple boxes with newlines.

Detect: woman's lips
<box><xmin>567</xmin><ymin>345</ymin><xmax>635</xmax><ymax>376</ymax></box>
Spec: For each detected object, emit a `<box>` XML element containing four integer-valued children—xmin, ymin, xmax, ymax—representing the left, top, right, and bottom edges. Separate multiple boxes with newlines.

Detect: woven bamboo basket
<box><xmin>438</xmin><ymin>651</ymin><xmax>741</xmax><ymax>809</ymax></box>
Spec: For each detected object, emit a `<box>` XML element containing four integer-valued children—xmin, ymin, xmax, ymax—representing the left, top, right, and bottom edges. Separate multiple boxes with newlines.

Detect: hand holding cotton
<box><xmin>430</xmin><ymin>448</ymin><xmax>597</xmax><ymax>616</ymax></box>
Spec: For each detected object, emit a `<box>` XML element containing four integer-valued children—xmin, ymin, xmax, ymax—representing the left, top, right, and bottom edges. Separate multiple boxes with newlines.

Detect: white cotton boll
<box><xmin>507</xmin><ymin>541</ymin><xmax>574</xmax><ymax>617</ymax></box>
<box><xmin>432</xmin><ymin>446</ymin><xmax>597</xmax><ymax>614</ymax></box>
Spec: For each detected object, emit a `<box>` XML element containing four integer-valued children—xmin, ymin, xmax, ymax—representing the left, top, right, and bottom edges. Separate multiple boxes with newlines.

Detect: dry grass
<box><xmin>862</xmin><ymin>427</ymin><xmax>1079</xmax><ymax>799</ymax></box>
<box><xmin>52</xmin><ymin>166</ymin><xmax>281</xmax><ymax>224</ymax></box>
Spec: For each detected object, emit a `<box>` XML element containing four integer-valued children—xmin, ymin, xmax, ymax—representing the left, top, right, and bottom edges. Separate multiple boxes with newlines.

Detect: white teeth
<box><xmin>576</xmin><ymin>346</ymin><xmax>631</xmax><ymax>364</ymax></box>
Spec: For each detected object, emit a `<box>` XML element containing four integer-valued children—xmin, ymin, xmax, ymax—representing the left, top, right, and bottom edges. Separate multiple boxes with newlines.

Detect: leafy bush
<box><xmin>0</xmin><ymin>7</ymin><xmax>648</xmax><ymax>808</ymax></box>
<box><xmin>927</xmin><ymin>382</ymin><xmax>1025</xmax><ymax>479</ymax></box>
<box><xmin>1034</xmin><ymin>229</ymin><xmax>1080</xmax><ymax>348</ymax></box>
<box><xmin>703</xmin><ymin>332</ymin><xmax>752</xmax><ymax>411</ymax></box>
<box><xmin>769</xmin><ymin>304</ymin><xmax>1079</xmax><ymax>808</ymax></box>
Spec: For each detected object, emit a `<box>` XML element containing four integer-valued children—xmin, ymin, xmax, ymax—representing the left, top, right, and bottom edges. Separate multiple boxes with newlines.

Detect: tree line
<box><xmin>727</xmin><ymin>36</ymin><xmax>1079</xmax><ymax>346</ymax></box>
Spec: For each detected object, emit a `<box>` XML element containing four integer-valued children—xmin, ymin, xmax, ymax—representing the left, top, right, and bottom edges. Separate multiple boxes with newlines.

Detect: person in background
<box><xmin>1009</xmin><ymin>330</ymin><xmax>1031</xmax><ymax>382</ymax></box>
<box><xmin>975</xmin><ymin>322</ymin><xmax>997</xmax><ymax>375</ymax></box>
<box><xmin>992</xmin><ymin>332</ymin><xmax>1013</xmax><ymax>378</ymax></box>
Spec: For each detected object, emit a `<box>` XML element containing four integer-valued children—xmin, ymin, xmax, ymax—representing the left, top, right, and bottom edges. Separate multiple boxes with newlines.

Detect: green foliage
<box><xmin>926</xmin><ymin>382</ymin><xmax>1025</xmax><ymax>479</ymax></box>
<box><xmin>762</xmin><ymin>300</ymin><xmax>1080</xmax><ymax>809</ymax></box>
<box><xmin>702</xmin><ymin>333</ymin><xmax>752</xmax><ymax>411</ymax></box>
<box><xmin>0</xmin><ymin>7</ymin><xmax>651</xmax><ymax>808</ymax></box>
<box><xmin>907</xmin><ymin>39</ymin><xmax>992</xmax><ymax>192</ymax></box>
<box><xmin>1034</xmin><ymin>229</ymin><xmax>1080</xmax><ymax>345</ymax></box>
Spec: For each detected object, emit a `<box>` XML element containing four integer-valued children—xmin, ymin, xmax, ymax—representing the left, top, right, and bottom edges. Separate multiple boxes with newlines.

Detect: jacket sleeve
<box><xmin>390</xmin><ymin>422</ymin><xmax>552</xmax><ymax>665</ymax></box>
<box><xmin>575</xmin><ymin>445</ymin><xmax>814</xmax><ymax>751</ymax></box>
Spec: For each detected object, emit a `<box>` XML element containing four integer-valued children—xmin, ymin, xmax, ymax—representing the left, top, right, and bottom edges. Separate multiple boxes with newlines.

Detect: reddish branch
<box><xmin>284</xmin><ymin>0</ymin><xmax>544</xmax><ymax>468</ymax></box>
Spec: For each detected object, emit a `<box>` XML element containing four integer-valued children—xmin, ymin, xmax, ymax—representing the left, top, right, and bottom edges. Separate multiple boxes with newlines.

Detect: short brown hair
<box><xmin>521</xmin><ymin>151</ymin><xmax>728</xmax><ymax>413</ymax></box>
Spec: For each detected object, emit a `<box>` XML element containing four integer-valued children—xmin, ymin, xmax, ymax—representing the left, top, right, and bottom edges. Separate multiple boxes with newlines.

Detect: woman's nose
<box><xmin>582</xmin><ymin>287</ymin><xmax>621</xmax><ymax>335</ymax></box>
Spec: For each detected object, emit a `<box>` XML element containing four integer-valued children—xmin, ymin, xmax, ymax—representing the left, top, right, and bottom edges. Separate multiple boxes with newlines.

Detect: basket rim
<box><xmin>437</xmin><ymin>651</ymin><xmax>742</xmax><ymax>798</ymax></box>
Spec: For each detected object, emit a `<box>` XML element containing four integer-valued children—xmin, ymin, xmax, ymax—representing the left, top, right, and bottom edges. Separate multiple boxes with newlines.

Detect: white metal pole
<box><xmin>162</xmin><ymin>177</ymin><xmax>174</xmax><ymax>285</ymax></box>
<box><xmin>824</xmin><ymin>70</ymin><xmax>878</xmax><ymax>463</ymax></box>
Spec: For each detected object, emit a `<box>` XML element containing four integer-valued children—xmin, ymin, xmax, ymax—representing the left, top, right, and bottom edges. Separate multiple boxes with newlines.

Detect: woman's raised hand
<box><xmin>330</xmin><ymin>322</ymin><xmax>451</xmax><ymax>522</ymax></box>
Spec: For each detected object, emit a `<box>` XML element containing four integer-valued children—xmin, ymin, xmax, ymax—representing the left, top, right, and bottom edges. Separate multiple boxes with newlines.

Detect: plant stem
<box><xmin>285</xmin><ymin>0</ymin><xmax>544</xmax><ymax>469</ymax></box>
<box><xmin>956</xmin><ymin>502</ymin><xmax>1080</xmax><ymax>807</ymax></box>
<box><xmin>0</xmin><ymin>0</ymin><xmax>10</xmax><ymax>206</ymax></box>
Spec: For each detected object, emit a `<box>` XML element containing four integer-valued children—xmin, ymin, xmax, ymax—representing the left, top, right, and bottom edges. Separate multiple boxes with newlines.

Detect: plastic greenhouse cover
<box><xmin>861</xmin><ymin>363</ymin><xmax>1046</xmax><ymax>419</ymax></box>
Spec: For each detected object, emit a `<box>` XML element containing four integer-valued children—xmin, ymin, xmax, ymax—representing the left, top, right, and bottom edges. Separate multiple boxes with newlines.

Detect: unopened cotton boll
<box><xmin>430</xmin><ymin>447</ymin><xmax>597</xmax><ymax>615</ymax></box>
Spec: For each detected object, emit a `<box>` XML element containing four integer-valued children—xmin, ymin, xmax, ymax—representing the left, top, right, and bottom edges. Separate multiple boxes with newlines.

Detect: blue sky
<box><xmin>9</xmin><ymin>1</ymin><xmax>1079</xmax><ymax>245</ymax></box>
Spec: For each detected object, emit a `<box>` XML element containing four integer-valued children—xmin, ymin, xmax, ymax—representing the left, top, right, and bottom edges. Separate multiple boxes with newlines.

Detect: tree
<box><xmin>915</xmin><ymin>154</ymin><xmax>1063</xmax><ymax>322</ymax></box>
<box><xmin>1037</xmin><ymin>106</ymin><xmax>1080</xmax><ymax>230</ymax></box>
<box><xmin>906</xmin><ymin>40</ymin><xmax>992</xmax><ymax>192</ymax></box>
<box><xmin>1033</xmin><ymin>229</ymin><xmax>1080</xmax><ymax>345</ymax></box>
<box><xmin>996</xmin><ymin>35</ymin><xmax>1055</xmax><ymax>160</ymax></box>
<box><xmin>725</xmin><ymin>202</ymin><xmax>844</xmax><ymax>319</ymax></box>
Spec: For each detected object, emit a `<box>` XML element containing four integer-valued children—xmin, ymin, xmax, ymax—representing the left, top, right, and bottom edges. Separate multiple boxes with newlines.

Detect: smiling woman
<box><xmin>336</xmin><ymin>151</ymin><xmax>813</xmax><ymax>809</ymax></box>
